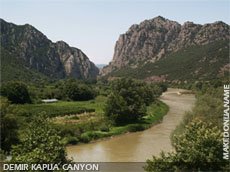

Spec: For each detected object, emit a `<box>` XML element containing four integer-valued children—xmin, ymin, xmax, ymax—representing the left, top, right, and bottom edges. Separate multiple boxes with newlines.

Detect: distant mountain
<box><xmin>101</xmin><ymin>16</ymin><xmax>229</xmax><ymax>82</ymax></box>
<box><xmin>0</xmin><ymin>19</ymin><xmax>99</xmax><ymax>82</ymax></box>
<box><xmin>96</xmin><ymin>64</ymin><xmax>107</xmax><ymax>69</ymax></box>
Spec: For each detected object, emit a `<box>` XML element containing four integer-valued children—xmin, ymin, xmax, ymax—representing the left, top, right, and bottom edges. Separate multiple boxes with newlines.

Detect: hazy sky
<box><xmin>1</xmin><ymin>0</ymin><xmax>229</xmax><ymax>64</ymax></box>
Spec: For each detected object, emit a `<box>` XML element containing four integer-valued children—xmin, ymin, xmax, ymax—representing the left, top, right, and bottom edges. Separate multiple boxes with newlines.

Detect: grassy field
<box><xmin>15</xmin><ymin>95</ymin><xmax>168</xmax><ymax>145</ymax></box>
<box><xmin>15</xmin><ymin>96</ymin><xmax>106</xmax><ymax>117</ymax></box>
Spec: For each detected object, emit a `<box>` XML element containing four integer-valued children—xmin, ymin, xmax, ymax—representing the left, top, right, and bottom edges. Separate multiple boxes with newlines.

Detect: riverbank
<box><xmin>13</xmin><ymin>92</ymin><xmax>168</xmax><ymax>147</ymax></box>
<box><xmin>67</xmin><ymin>88</ymin><xmax>195</xmax><ymax>162</ymax></box>
<box><xmin>65</xmin><ymin>100</ymin><xmax>169</xmax><ymax>145</ymax></box>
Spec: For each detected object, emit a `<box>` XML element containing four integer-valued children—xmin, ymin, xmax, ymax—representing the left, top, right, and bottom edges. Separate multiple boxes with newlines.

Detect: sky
<box><xmin>1</xmin><ymin>0</ymin><xmax>229</xmax><ymax>64</ymax></box>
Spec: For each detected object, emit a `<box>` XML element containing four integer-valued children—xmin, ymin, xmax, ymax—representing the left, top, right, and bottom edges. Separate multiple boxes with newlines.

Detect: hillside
<box><xmin>101</xmin><ymin>16</ymin><xmax>229</xmax><ymax>81</ymax></box>
<box><xmin>0</xmin><ymin>19</ymin><xmax>99</xmax><ymax>82</ymax></box>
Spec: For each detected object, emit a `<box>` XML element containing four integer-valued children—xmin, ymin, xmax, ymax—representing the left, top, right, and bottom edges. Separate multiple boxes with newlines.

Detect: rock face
<box><xmin>0</xmin><ymin>19</ymin><xmax>99</xmax><ymax>80</ymax></box>
<box><xmin>55</xmin><ymin>41</ymin><xmax>99</xmax><ymax>79</ymax></box>
<box><xmin>101</xmin><ymin>16</ymin><xmax>229</xmax><ymax>76</ymax></box>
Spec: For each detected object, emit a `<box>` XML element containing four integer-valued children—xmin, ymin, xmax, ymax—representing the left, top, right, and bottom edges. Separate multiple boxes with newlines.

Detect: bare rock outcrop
<box><xmin>101</xmin><ymin>16</ymin><xmax>229</xmax><ymax>76</ymax></box>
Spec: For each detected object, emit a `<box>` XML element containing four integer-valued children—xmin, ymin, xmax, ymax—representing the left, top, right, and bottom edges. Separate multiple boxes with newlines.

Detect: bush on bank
<box><xmin>145</xmin><ymin>119</ymin><xmax>228</xmax><ymax>171</ymax></box>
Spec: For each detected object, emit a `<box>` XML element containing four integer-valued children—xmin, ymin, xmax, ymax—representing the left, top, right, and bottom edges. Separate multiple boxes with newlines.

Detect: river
<box><xmin>66</xmin><ymin>88</ymin><xmax>195</xmax><ymax>171</ymax></box>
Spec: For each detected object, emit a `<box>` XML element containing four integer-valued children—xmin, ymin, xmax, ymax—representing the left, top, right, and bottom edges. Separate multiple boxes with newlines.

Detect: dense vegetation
<box><xmin>1</xmin><ymin>81</ymin><xmax>32</xmax><ymax>104</ymax></box>
<box><xmin>145</xmin><ymin>82</ymin><xmax>230</xmax><ymax>171</ymax></box>
<box><xmin>0</xmin><ymin>78</ymin><xmax>168</xmax><ymax>161</ymax></box>
<box><xmin>105</xmin><ymin>78</ymin><xmax>163</xmax><ymax>125</ymax></box>
<box><xmin>145</xmin><ymin>119</ymin><xmax>226</xmax><ymax>171</ymax></box>
<box><xmin>0</xmin><ymin>98</ymin><xmax>19</xmax><ymax>152</ymax></box>
<box><xmin>1</xmin><ymin>79</ymin><xmax>97</xmax><ymax>103</ymax></box>
<box><xmin>57</xmin><ymin>100</ymin><xmax>168</xmax><ymax>144</ymax></box>
<box><xmin>1</xmin><ymin>73</ymin><xmax>228</xmax><ymax>172</ymax></box>
<box><xmin>0</xmin><ymin>48</ymin><xmax>49</xmax><ymax>83</ymax></box>
<box><xmin>109</xmin><ymin>40</ymin><xmax>229</xmax><ymax>81</ymax></box>
<box><xmin>11</xmin><ymin>115</ymin><xmax>69</xmax><ymax>168</ymax></box>
<box><xmin>64</xmin><ymin>80</ymin><xmax>96</xmax><ymax>101</ymax></box>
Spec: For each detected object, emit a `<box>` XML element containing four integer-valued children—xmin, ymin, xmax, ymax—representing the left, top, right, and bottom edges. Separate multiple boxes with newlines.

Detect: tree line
<box><xmin>0</xmin><ymin>79</ymin><xmax>97</xmax><ymax>104</ymax></box>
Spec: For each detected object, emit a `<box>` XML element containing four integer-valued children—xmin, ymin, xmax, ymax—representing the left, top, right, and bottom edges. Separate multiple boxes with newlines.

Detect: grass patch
<box><xmin>14</xmin><ymin>96</ymin><xmax>107</xmax><ymax>118</ymax></box>
<box><xmin>145</xmin><ymin>100</ymin><xmax>169</xmax><ymax>124</ymax></box>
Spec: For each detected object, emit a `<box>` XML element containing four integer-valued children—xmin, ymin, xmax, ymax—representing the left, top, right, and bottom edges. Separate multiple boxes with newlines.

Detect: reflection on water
<box><xmin>67</xmin><ymin>88</ymin><xmax>195</xmax><ymax>163</ymax></box>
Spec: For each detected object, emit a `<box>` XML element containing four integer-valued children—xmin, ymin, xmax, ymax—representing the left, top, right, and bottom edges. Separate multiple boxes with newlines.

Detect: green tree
<box><xmin>11</xmin><ymin>115</ymin><xmax>69</xmax><ymax>168</ymax></box>
<box><xmin>105</xmin><ymin>78</ymin><xmax>158</xmax><ymax>125</ymax></box>
<box><xmin>145</xmin><ymin>119</ymin><xmax>228</xmax><ymax>171</ymax></box>
<box><xmin>64</xmin><ymin>81</ymin><xmax>96</xmax><ymax>101</ymax></box>
<box><xmin>0</xmin><ymin>97</ymin><xmax>19</xmax><ymax>152</ymax></box>
<box><xmin>1</xmin><ymin>81</ymin><xmax>31</xmax><ymax>104</ymax></box>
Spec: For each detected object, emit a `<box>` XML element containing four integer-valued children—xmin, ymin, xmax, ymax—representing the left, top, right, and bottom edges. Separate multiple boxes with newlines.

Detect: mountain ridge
<box><xmin>101</xmin><ymin>16</ymin><xmax>229</xmax><ymax>81</ymax></box>
<box><xmin>0</xmin><ymin>18</ymin><xmax>99</xmax><ymax>82</ymax></box>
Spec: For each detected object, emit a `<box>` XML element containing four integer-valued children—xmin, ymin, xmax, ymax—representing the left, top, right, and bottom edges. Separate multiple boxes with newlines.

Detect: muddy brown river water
<box><xmin>67</xmin><ymin>88</ymin><xmax>195</xmax><ymax>166</ymax></box>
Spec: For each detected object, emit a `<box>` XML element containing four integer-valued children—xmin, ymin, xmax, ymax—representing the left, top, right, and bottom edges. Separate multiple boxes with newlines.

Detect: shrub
<box><xmin>127</xmin><ymin>124</ymin><xmax>146</xmax><ymax>132</ymax></box>
<box><xmin>80</xmin><ymin>133</ymin><xmax>91</xmax><ymax>143</ymax></box>
<box><xmin>1</xmin><ymin>81</ymin><xmax>31</xmax><ymax>104</ymax></box>
<box><xmin>100</xmin><ymin>124</ymin><xmax>110</xmax><ymax>132</ymax></box>
<box><xmin>66</xmin><ymin>136</ymin><xmax>79</xmax><ymax>145</ymax></box>
<box><xmin>11</xmin><ymin>115</ymin><xmax>69</xmax><ymax>165</ymax></box>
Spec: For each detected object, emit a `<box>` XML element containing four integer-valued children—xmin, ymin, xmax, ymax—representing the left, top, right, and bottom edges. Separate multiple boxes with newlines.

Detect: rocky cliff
<box><xmin>55</xmin><ymin>41</ymin><xmax>98</xmax><ymax>79</ymax></box>
<box><xmin>0</xmin><ymin>19</ymin><xmax>99</xmax><ymax>81</ymax></box>
<box><xmin>101</xmin><ymin>16</ymin><xmax>229</xmax><ymax>79</ymax></box>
